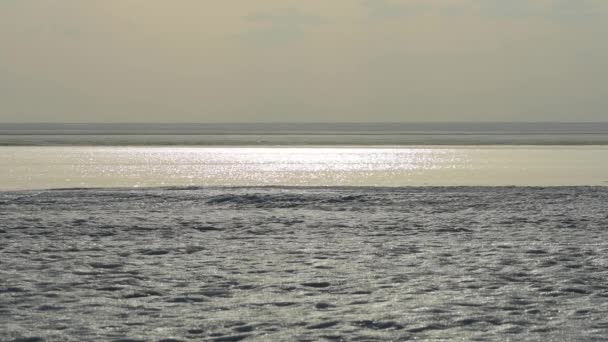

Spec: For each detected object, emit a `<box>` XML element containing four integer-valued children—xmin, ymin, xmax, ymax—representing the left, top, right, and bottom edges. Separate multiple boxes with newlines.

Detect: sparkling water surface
<box><xmin>1</xmin><ymin>146</ymin><xmax>608</xmax><ymax>190</ymax></box>
<box><xmin>3</xmin><ymin>187</ymin><xmax>608</xmax><ymax>341</ymax></box>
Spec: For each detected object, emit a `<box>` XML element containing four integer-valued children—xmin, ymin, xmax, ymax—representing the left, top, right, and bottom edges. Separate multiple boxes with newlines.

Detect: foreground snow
<box><xmin>1</xmin><ymin>187</ymin><xmax>607</xmax><ymax>341</ymax></box>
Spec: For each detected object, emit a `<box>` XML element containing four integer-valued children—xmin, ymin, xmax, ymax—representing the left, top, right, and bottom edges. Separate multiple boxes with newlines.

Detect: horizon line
<box><xmin>2</xmin><ymin>121</ymin><xmax>608</xmax><ymax>125</ymax></box>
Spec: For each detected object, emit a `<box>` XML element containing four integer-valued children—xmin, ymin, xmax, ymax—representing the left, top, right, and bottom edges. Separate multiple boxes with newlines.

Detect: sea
<box><xmin>2</xmin><ymin>123</ymin><xmax>608</xmax><ymax>341</ymax></box>
<box><xmin>1</xmin><ymin>122</ymin><xmax>608</xmax><ymax>190</ymax></box>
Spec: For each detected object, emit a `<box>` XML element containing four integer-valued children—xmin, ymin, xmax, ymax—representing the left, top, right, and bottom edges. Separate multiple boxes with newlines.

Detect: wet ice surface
<box><xmin>1</xmin><ymin>187</ymin><xmax>608</xmax><ymax>341</ymax></box>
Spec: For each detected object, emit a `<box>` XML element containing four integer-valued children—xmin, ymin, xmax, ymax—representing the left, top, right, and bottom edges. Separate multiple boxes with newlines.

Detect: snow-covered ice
<box><xmin>1</xmin><ymin>187</ymin><xmax>608</xmax><ymax>341</ymax></box>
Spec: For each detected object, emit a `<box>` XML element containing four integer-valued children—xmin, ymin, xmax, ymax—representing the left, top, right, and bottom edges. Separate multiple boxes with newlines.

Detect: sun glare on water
<box><xmin>1</xmin><ymin>146</ymin><xmax>607</xmax><ymax>190</ymax></box>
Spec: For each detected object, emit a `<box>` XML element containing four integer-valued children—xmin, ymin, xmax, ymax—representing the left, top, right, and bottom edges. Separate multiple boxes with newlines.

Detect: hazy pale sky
<box><xmin>1</xmin><ymin>0</ymin><xmax>607</xmax><ymax>123</ymax></box>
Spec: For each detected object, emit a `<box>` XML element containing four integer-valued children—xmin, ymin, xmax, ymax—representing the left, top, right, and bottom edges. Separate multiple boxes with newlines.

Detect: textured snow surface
<box><xmin>1</xmin><ymin>187</ymin><xmax>608</xmax><ymax>341</ymax></box>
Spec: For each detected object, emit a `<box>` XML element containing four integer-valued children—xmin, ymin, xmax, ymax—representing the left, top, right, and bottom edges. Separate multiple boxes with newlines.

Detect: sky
<box><xmin>1</xmin><ymin>0</ymin><xmax>607</xmax><ymax>123</ymax></box>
